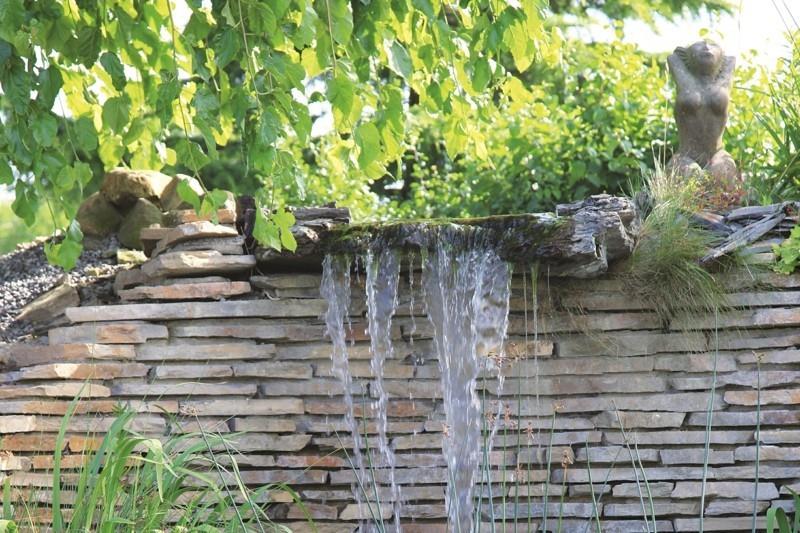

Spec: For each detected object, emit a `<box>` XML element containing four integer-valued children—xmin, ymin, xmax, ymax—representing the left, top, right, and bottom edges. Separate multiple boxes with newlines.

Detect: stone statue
<box><xmin>667</xmin><ymin>41</ymin><xmax>741</xmax><ymax>204</ymax></box>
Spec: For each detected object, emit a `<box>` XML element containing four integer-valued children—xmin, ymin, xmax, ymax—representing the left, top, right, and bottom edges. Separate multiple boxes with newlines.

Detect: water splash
<box><xmin>320</xmin><ymin>255</ymin><xmax>368</xmax><ymax>514</ymax></box>
<box><xmin>364</xmin><ymin>248</ymin><xmax>402</xmax><ymax>530</ymax></box>
<box><xmin>423</xmin><ymin>226</ymin><xmax>512</xmax><ymax>531</ymax></box>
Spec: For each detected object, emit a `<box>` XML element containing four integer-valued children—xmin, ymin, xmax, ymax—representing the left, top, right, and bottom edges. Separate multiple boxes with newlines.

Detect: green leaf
<box><xmin>252</xmin><ymin>209</ymin><xmax>281</xmax><ymax>251</ymax></box>
<box><xmin>213</xmin><ymin>27</ymin><xmax>240</xmax><ymax>69</ymax></box>
<box><xmin>74</xmin><ymin>116</ymin><xmax>99</xmax><ymax>152</ymax></box>
<box><xmin>505</xmin><ymin>20</ymin><xmax>536</xmax><ymax>72</ymax></box>
<box><xmin>44</xmin><ymin>220</ymin><xmax>84</xmax><ymax>271</ymax></box>
<box><xmin>0</xmin><ymin>0</ymin><xmax>24</xmax><ymax>43</ymax></box>
<box><xmin>99</xmin><ymin>52</ymin><xmax>127</xmax><ymax>91</ymax></box>
<box><xmin>175</xmin><ymin>139</ymin><xmax>210</xmax><ymax>172</ymax></box>
<box><xmin>11</xmin><ymin>182</ymin><xmax>38</xmax><ymax>227</ymax></box>
<box><xmin>0</xmin><ymin>160</ymin><xmax>13</xmax><ymax>184</ymax></box>
<box><xmin>98</xmin><ymin>134</ymin><xmax>125</xmax><ymax>168</ymax></box>
<box><xmin>184</xmin><ymin>11</ymin><xmax>213</xmax><ymax>43</ymax></box>
<box><xmin>328</xmin><ymin>74</ymin><xmax>359</xmax><ymax>130</ymax></box>
<box><xmin>73</xmin><ymin>161</ymin><xmax>93</xmax><ymax>187</ymax></box>
<box><xmin>1</xmin><ymin>62</ymin><xmax>31</xmax><ymax>114</ymax></box>
<box><xmin>354</xmin><ymin>121</ymin><xmax>382</xmax><ymax>169</ymax></box>
<box><xmin>37</xmin><ymin>65</ymin><xmax>63</xmax><ymax>110</ymax></box>
<box><xmin>385</xmin><ymin>40</ymin><xmax>412</xmax><ymax>80</ymax></box>
<box><xmin>177</xmin><ymin>179</ymin><xmax>202</xmax><ymax>212</ymax></box>
<box><xmin>102</xmin><ymin>96</ymin><xmax>131</xmax><ymax>133</ymax></box>
<box><xmin>74</xmin><ymin>24</ymin><xmax>101</xmax><ymax>67</ymax></box>
<box><xmin>272</xmin><ymin>208</ymin><xmax>297</xmax><ymax>252</ymax></box>
<box><xmin>471</xmin><ymin>57</ymin><xmax>492</xmax><ymax>92</ymax></box>
<box><xmin>317</xmin><ymin>0</ymin><xmax>353</xmax><ymax>45</ymax></box>
<box><xmin>32</xmin><ymin>112</ymin><xmax>58</xmax><ymax>147</ymax></box>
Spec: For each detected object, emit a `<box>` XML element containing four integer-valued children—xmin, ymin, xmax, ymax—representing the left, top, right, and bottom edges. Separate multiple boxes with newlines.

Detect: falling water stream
<box><xmin>323</xmin><ymin>225</ymin><xmax>513</xmax><ymax>532</ymax></box>
<box><xmin>320</xmin><ymin>255</ymin><xmax>368</xmax><ymax>514</ymax></box>
<box><xmin>364</xmin><ymin>248</ymin><xmax>402</xmax><ymax>529</ymax></box>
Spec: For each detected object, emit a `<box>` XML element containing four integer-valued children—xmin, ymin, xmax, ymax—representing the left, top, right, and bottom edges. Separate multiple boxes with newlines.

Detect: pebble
<box><xmin>0</xmin><ymin>236</ymin><xmax>124</xmax><ymax>343</ymax></box>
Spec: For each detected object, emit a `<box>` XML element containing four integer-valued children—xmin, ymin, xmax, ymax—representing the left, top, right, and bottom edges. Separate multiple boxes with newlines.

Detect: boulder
<box><xmin>76</xmin><ymin>192</ymin><xmax>123</xmax><ymax>237</ymax></box>
<box><xmin>118</xmin><ymin>198</ymin><xmax>163</xmax><ymax>249</ymax></box>
<box><xmin>160</xmin><ymin>174</ymin><xmax>205</xmax><ymax>211</ymax></box>
<box><xmin>100</xmin><ymin>168</ymin><xmax>173</xmax><ymax>208</ymax></box>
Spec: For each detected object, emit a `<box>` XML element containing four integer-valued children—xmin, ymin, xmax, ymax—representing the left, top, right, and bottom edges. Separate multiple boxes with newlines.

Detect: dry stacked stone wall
<box><xmin>2</xmin><ymin>260</ymin><xmax>800</xmax><ymax>531</ymax></box>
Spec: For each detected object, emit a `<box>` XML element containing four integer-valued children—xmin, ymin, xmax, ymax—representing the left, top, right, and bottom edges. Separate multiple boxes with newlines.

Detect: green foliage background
<box><xmin>1</xmin><ymin>0</ymin><xmax>796</xmax><ymax>260</ymax></box>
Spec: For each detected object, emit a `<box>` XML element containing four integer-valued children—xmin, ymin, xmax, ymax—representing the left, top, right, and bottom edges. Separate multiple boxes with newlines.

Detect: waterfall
<box><xmin>320</xmin><ymin>255</ymin><xmax>368</xmax><ymax>515</ymax></box>
<box><xmin>322</xmin><ymin>224</ymin><xmax>512</xmax><ymax>532</ymax></box>
<box><xmin>423</xmin><ymin>226</ymin><xmax>512</xmax><ymax>531</ymax></box>
<box><xmin>364</xmin><ymin>248</ymin><xmax>402</xmax><ymax>529</ymax></box>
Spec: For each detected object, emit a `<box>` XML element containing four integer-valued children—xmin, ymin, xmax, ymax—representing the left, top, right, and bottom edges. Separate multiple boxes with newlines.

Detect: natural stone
<box><xmin>151</xmin><ymin>221</ymin><xmax>239</xmax><ymax>256</ymax></box>
<box><xmin>735</xmin><ymin>445</ymin><xmax>800</xmax><ymax>461</ymax></box>
<box><xmin>178</xmin><ymin>398</ymin><xmax>304</xmax><ymax>416</ymax></box>
<box><xmin>0</xmin><ymin>344</ymin><xmax>135</xmax><ymax>368</ymax></box>
<box><xmin>687</xmin><ymin>410</ymin><xmax>800</xmax><ymax>427</ymax></box>
<box><xmin>17</xmin><ymin>363</ymin><xmax>148</xmax><ymax>380</ymax></box>
<box><xmin>48</xmin><ymin>322</ymin><xmax>168</xmax><ymax>344</ymax></box>
<box><xmin>118</xmin><ymin>198</ymin><xmax>163</xmax><ymax>249</ymax></box>
<box><xmin>118</xmin><ymin>280</ymin><xmax>251</xmax><ymax>301</ymax></box>
<box><xmin>673</xmin><ymin>517</ymin><xmax>766</xmax><ymax>531</ymax></box>
<box><xmin>706</xmin><ymin>500</ymin><xmax>769</xmax><ymax>516</ymax></box>
<box><xmin>604</xmin><ymin>502</ymin><xmax>699</xmax><ymax>517</ymax></box>
<box><xmin>164</xmin><ymin>208</ymin><xmax>236</xmax><ymax>226</ymax></box>
<box><xmin>76</xmin><ymin>192</ymin><xmax>122</xmax><ymax>236</ymax></box>
<box><xmin>113</xmin><ymin>267</ymin><xmax>153</xmax><ymax>293</ymax></box>
<box><xmin>111</xmin><ymin>383</ymin><xmax>256</xmax><ymax>396</ymax></box>
<box><xmin>558</xmin><ymin>331</ymin><xmax>706</xmax><ymax>357</ymax></box>
<box><xmin>100</xmin><ymin>168</ymin><xmax>173</xmax><ymax>208</ymax></box>
<box><xmin>574</xmin><ymin>446</ymin><xmax>659</xmax><ymax>463</ymax></box>
<box><xmin>0</xmin><ymin>383</ymin><xmax>110</xmax><ymax>399</ymax></box>
<box><xmin>613</xmin><ymin>482</ymin><xmax>674</xmax><ymax>497</ymax></box>
<box><xmin>141</xmin><ymin>250</ymin><xmax>255</xmax><ymax>277</ymax></box>
<box><xmin>135</xmin><ymin>341</ymin><xmax>275</xmax><ymax>361</ymax></box>
<box><xmin>167</xmin><ymin>236</ymin><xmax>244</xmax><ymax>255</ymax></box>
<box><xmin>591</xmin><ymin>411</ymin><xmax>685</xmax><ymax>429</ymax></box>
<box><xmin>671</xmin><ymin>481</ymin><xmax>778</xmax><ymax>500</ymax></box>
<box><xmin>116</xmin><ymin>249</ymin><xmax>148</xmax><ymax>265</ymax></box>
<box><xmin>232</xmin><ymin>362</ymin><xmax>313</xmax><ymax>379</ymax></box>
<box><xmin>250</xmin><ymin>274</ymin><xmax>321</xmax><ymax>290</ymax></box>
<box><xmin>758</xmin><ymin>430</ymin><xmax>800</xmax><ymax>444</ymax></box>
<box><xmin>15</xmin><ymin>278</ymin><xmax>79</xmax><ymax>325</ymax></box>
<box><xmin>0</xmin><ymin>454</ymin><xmax>31</xmax><ymax>470</ymax></box>
<box><xmin>659</xmin><ymin>449</ymin><xmax>734</xmax><ymax>465</ymax></box>
<box><xmin>159</xmin><ymin>174</ymin><xmax>204</xmax><ymax>211</ymax></box>
<box><xmin>724</xmin><ymin>389</ymin><xmax>800</xmax><ymax>406</ymax></box>
<box><xmin>0</xmin><ymin>415</ymin><xmax>37</xmax><ymax>433</ymax></box>
<box><xmin>604</xmin><ymin>430</ymin><xmax>751</xmax><ymax>445</ymax></box>
<box><xmin>151</xmin><ymin>364</ymin><xmax>233</xmax><ymax>379</ymax></box>
<box><xmin>230</xmin><ymin>418</ymin><xmax>297</xmax><ymax>433</ymax></box>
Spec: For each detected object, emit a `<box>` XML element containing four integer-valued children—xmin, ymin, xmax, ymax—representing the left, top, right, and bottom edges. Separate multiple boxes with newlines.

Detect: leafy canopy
<box><xmin>0</xmin><ymin>0</ymin><xmax>554</xmax><ymax>268</ymax></box>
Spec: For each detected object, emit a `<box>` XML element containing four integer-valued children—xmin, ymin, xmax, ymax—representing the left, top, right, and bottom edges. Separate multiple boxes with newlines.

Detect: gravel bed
<box><xmin>0</xmin><ymin>236</ymin><xmax>124</xmax><ymax>343</ymax></box>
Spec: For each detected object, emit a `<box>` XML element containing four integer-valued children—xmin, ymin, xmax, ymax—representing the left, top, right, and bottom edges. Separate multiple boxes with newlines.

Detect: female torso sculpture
<box><xmin>667</xmin><ymin>41</ymin><xmax>739</xmax><ymax>185</ymax></box>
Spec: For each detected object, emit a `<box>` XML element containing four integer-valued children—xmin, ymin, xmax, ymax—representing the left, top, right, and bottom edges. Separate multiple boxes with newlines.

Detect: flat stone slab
<box><xmin>163</xmin><ymin>236</ymin><xmax>244</xmax><ymax>255</ymax></box>
<box><xmin>66</xmin><ymin>299</ymin><xmax>326</xmax><ymax>322</ymax></box>
<box><xmin>49</xmin><ymin>322</ymin><xmax>168</xmax><ymax>344</ymax></box>
<box><xmin>118</xmin><ymin>280</ymin><xmax>251</xmax><ymax>301</ymax></box>
<box><xmin>141</xmin><ymin>250</ymin><xmax>255</xmax><ymax>277</ymax></box>
<box><xmin>151</xmin><ymin>221</ymin><xmax>239</xmax><ymax>256</ymax></box>
<box><xmin>164</xmin><ymin>208</ymin><xmax>236</xmax><ymax>225</ymax></box>
<box><xmin>0</xmin><ymin>344</ymin><xmax>135</xmax><ymax>369</ymax></box>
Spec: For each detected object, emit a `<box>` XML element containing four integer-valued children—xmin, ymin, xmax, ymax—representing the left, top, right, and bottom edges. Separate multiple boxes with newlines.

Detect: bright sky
<box><xmin>583</xmin><ymin>0</ymin><xmax>796</xmax><ymax>69</ymax></box>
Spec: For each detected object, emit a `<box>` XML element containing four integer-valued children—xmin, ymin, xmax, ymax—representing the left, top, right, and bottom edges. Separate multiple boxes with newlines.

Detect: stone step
<box><xmin>118</xmin><ymin>280</ymin><xmax>251</xmax><ymax>301</ymax></box>
<box><xmin>141</xmin><ymin>250</ymin><xmax>255</xmax><ymax>277</ymax></box>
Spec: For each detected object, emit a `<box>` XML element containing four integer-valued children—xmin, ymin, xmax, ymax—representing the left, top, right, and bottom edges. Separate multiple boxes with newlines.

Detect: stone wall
<box><xmin>2</xmin><ymin>266</ymin><xmax>800</xmax><ymax>532</ymax></box>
